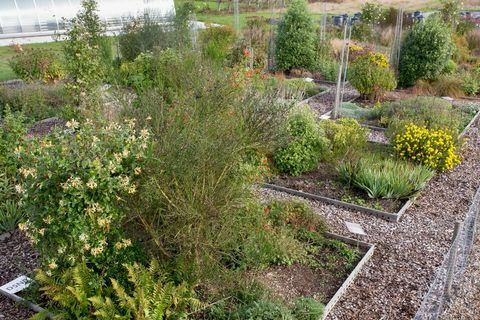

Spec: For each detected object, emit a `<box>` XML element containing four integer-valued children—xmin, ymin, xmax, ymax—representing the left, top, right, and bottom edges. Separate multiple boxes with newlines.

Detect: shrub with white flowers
<box><xmin>17</xmin><ymin>119</ymin><xmax>150</xmax><ymax>278</ymax></box>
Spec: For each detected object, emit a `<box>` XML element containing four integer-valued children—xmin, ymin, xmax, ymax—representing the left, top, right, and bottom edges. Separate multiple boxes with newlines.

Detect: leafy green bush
<box><xmin>291</xmin><ymin>297</ymin><xmax>324</xmax><ymax>320</ymax></box>
<box><xmin>314</xmin><ymin>42</ymin><xmax>339</xmax><ymax>81</ymax></box>
<box><xmin>338</xmin><ymin>156</ymin><xmax>434</xmax><ymax>199</ymax></box>
<box><xmin>320</xmin><ymin>118</ymin><xmax>368</xmax><ymax>164</ymax></box>
<box><xmin>0</xmin><ymin>84</ymin><xmax>76</xmax><ymax>121</ymax></box>
<box><xmin>378</xmin><ymin>96</ymin><xmax>462</xmax><ymax>134</ymax></box>
<box><xmin>63</xmin><ymin>0</ymin><xmax>105</xmax><ymax>105</ymax></box>
<box><xmin>9</xmin><ymin>47</ymin><xmax>65</xmax><ymax>83</ymax></box>
<box><xmin>18</xmin><ymin>119</ymin><xmax>150</xmax><ymax>279</ymax></box>
<box><xmin>442</xmin><ymin>59</ymin><xmax>457</xmax><ymax>75</ymax></box>
<box><xmin>462</xmin><ymin>71</ymin><xmax>480</xmax><ymax>96</ymax></box>
<box><xmin>235</xmin><ymin>300</ymin><xmax>293</xmax><ymax>320</ymax></box>
<box><xmin>393</xmin><ymin>123</ymin><xmax>462</xmax><ymax>172</ymax></box>
<box><xmin>275</xmin><ymin>0</ymin><xmax>316</xmax><ymax>71</ymax></box>
<box><xmin>398</xmin><ymin>17</ymin><xmax>453</xmax><ymax>87</ymax></box>
<box><xmin>201</xmin><ymin>26</ymin><xmax>236</xmax><ymax>62</ymax></box>
<box><xmin>274</xmin><ymin>106</ymin><xmax>327</xmax><ymax>176</ymax></box>
<box><xmin>349</xmin><ymin>50</ymin><xmax>396</xmax><ymax>101</ymax></box>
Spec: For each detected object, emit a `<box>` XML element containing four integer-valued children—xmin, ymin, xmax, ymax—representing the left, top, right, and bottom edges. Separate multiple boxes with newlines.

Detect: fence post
<box><xmin>444</xmin><ymin>221</ymin><xmax>462</xmax><ymax>300</ymax></box>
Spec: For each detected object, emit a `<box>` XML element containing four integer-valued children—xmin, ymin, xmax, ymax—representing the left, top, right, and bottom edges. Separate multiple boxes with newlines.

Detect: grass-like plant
<box><xmin>338</xmin><ymin>156</ymin><xmax>434</xmax><ymax>199</ymax></box>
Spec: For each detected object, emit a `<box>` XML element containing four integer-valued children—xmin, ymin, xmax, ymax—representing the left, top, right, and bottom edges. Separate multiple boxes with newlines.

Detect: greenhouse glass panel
<box><xmin>35</xmin><ymin>0</ymin><xmax>59</xmax><ymax>31</ymax></box>
<box><xmin>16</xmin><ymin>0</ymin><xmax>41</xmax><ymax>32</ymax></box>
<box><xmin>0</xmin><ymin>1</ymin><xmax>22</xmax><ymax>34</ymax></box>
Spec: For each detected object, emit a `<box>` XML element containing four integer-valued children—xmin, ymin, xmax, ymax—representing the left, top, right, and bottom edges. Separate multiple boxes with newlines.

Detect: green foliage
<box><xmin>0</xmin><ymin>84</ymin><xmax>76</xmax><ymax>121</ymax></box>
<box><xmin>338</xmin><ymin>156</ymin><xmax>434</xmax><ymax>199</ymax></box>
<box><xmin>398</xmin><ymin>17</ymin><xmax>453</xmax><ymax>87</ymax></box>
<box><xmin>314</xmin><ymin>42</ymin><xmax>339</xmax><ymax>82</ymax></box>
<box><xmin>275</xmin><ymin>0</ymin><xmax>316</xmax><ymax>72</ymax></box>
<box><xmin>266</xmin><ymin>200</ymin><xmax>328</xmax><ymax>234</ymax></box>
<box><xmin>291</xmin><ymin>297</ymin><xmax>324</xmax><ymax>320</ymax></box>
<box><xmin>9</xmin><ymin>47</ymin><xmax>64</xmax><ymax>83</ymax></box>
<box><xmin>462</xmin><ymin>71</ymin><xmax>480</xmax><ymax>96</ymax></box>
<box><xmin>119</xmin><ymin>4</ymin><xmax>193</xmax><ymax>62</ymax></box>
<box><xmin>0</xmin><ymin>181</ymin><xmax>25</xmax><ymax>233</ymax></box>
<box><xmin>433</xmin><ymin>74</ymin><xmax>465</xmax><ymax>98</ymax></box>
<box><xmin>349</xmin><ymin>50</ymin><xmax>396</xmax><ymax>101</ymax></box>
<box><xmin>440</xmin><ymin>0</ymin><xmax>461</xmax><ymax>28</ymax></box>
<box><xmin>201</xmin><ymin>26</ymin><xmax>236</xmax><ymax>62</ymax></box>
<box><xmin>320</xmin><ymin>118</ymin><xmax>368</xmax><ymax>164</ymax></box>
<box><xmin>17</xmin><ymin>120</ymin><xmax>150</xmax><ymax>279</ymax></box>
<box><xmin>442</xmin><ymin>59</ymin><xmax>457</xmax><ymax>75</ymax></box>
<box><xmin>234</xmin><ymin>299</ymin><xmax>294</xmax><ymax>320</ymax></box>
<box><xmin>123</xmin><ymin>54</ymin><xmax>292</xmax><ymax>282</ymax></box>
<box><xmin>274</xmin><ymin>106</ymin><xmax>327</xmax><ymax>176</ymax></box>
<box><xmin>360</xmin><ymin>1</ymin><xmax>387</xmax><ymax>25</ymax></box>
<box><xmin>378</xmin><ymin>96</ymin><xmax>463</xmax><ymax>134</ymax></box>
<box><xmin>35</xmin><ymin>260</ymin><xmax>201</xmax><ymax>319</ymax></box>
<box><xmin>393</xmin><ymin>123</ymin><xmax>462</xmax><ymax>172</ymax></box>
<box><xmin>63</xmin><ymin>0</ymin><xmax>105</xmax><ymax>105</ymax></box>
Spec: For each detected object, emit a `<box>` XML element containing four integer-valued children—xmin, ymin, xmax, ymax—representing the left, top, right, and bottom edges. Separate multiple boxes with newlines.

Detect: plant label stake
<box><xmin>0</xmin><ymin>275</ymin><xmax>32</xmax><ymax>294</ymax></box>
<box><xmin>345</xmin><ymin>221</ymin><xmax>366</xmax><ymax>236</ymax></box>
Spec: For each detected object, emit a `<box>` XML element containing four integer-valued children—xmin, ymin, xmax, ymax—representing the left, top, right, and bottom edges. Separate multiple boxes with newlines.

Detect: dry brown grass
<box><xmin>308</xmin><ymin>0</ymin><xmax>478</xmax><ymax>14</ymax></box>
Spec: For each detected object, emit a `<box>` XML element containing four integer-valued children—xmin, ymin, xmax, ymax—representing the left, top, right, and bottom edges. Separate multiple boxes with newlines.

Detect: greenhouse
<box><xmin>0</xmin><ymin>0</ymin><xmax>175</xmax><ymax>43</ymax></box>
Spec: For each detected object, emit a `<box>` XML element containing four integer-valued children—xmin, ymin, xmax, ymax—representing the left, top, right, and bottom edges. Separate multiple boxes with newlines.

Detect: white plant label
<box><xmin>0</xmin><ymin>275</ymin><xmax>32</xmax><ymax>294</ymax></box>
<box><xmin>345</xmin><ymin>222</ymin><xmax>366</xmax><ymax>236</ymax></box>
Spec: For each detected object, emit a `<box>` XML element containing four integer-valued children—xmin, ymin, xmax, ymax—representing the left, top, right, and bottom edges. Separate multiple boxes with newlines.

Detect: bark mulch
<box><xmin>260</xmin><ymin>117</ymin><xmax>480</xmax><ymax>319</ymax></box>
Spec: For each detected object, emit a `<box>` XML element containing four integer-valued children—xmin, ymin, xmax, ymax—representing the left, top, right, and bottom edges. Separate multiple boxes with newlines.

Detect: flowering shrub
<box><xmin>17</xmin><ymin>119</ymin><xmax>150</xmax><ymax>278</ymax></box>
<box><xmin>349</xmin><ymin>50</ymin><xmax>396</xmax><ymax>101</ymax></box>
<box><xmin>9</xmin><ymin>47</ymin><xmax>65</xmax><ymax>83</ymax></box>
<box><xmin>393</xmin><ymin>123</ymin><xmax>461</xmax><ymax>172</ymax></box>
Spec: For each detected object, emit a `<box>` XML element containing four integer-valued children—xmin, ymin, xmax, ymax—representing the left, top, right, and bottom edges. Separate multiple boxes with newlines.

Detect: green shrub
<box><xmin>320</xmin><ymin>118</ymin><xmax>368</xmax><ymax>164</ymax></box>
<box><xmin>9</xmin><ymin>47</ymin><xmax>65</xmax><ymax>83</ymax></box>
<box><xmin>378</xmin><ymin>96</ymin><xmax>462</xmax><ymax>134</ymax></box>
<box><xmin>442</xmin><ymin>59</ymin><xmax>457</xmax><ymax>74</ymax></box>
<box><xmin>338</xmin><ymin>156</ymin><xmax>434</xmax><ymax>199</ymax></box>
<box><xmin>393</xmin><ymin>123</ymin><xmax>462</xmax><ymax>172</ymax></box>
<box><xmin>398</xmin><ymin>17</ymin><xmax>453</xmax><ymax>87</ymax></box>
<box><xmin>349</xmin><ymin>50</ymin><xmax>396</xmax><ymax>101</ymax></box>
<box><xmin>462</xmin><ymin>71</ymin><xmax>480</xmax><ymax>96</ymax></box>
<box><xmin>201</xmin><ymin>26</ymin><xmax>236</xmax><ymax>62</ymax></box>
<box><xmin>63</xmin><ymin>0</ymin><xmax>105</xmax><ymax>105</ymax></box>
<box><xmin>314</xmin><ymin>42</ymin><xmax>339</xmax><ymax>81</ymax></box>
<box><xmin>18</xmin><ymin>119</ymin><xmax>150</xmax><ymax>279</ymax></box>
<box><xmin>275</xmin><ymin>0</ymin><xmax>316</xmax><ymax>71</ymax></box>
<box><xmin>235</xmin><ymin>300</ymin><xmax>293</xmax><ymax>320</ymax></box>
<box><xmin>291</xmin><ymin>297</ymin><xmax>324</xmax><ymax>320</ymax></box>
<box><xmin>0</xmin><ymin>84</ymin><xmax>76</xmax><ymax>121</ymax></box>
<box><xmin>0</xmin><ymin>199</ymin><xmax>25</xmax><ymax>234</ymax></box>
<box><xmin>274</xmin><ymin>106</ymin><xmax>327</xmax><ymax>176</ymax></box>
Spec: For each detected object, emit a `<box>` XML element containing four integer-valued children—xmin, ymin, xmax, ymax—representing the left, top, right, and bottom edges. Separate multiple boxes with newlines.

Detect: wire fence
<box><xmin>414</xmin><ymin>186</ymin><xmax>480</xmax><ymax>320</ymax></box>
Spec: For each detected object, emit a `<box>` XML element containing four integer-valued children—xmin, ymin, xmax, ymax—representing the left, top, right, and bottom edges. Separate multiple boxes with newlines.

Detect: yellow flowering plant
<box><xmin>393</xmin><ymin>123</ymin><xmax>462</xmax><ymax>172</ymax></box>
<box><xmin>17</xmin><ymin>119</ymin><xmax>150</xmax><ymax>279</ymax></box>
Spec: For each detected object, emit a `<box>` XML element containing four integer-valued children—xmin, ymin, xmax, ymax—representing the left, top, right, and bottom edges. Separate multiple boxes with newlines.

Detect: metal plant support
<box><xmin>414</xmin><ymin>186</ymin><xmax>480</xmax><ymax>319</ymax></box>
<box><xmin>333</xmin><ymin>19</ymin><xmax>351</xmax><ymax>119</ymax></box>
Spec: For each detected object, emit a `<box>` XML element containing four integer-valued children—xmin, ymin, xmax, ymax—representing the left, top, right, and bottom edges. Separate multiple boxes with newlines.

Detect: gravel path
<box><xmin>0</xmin><ymin>231</ymin><xmax>38</xmax><ymax>319</ymax></box>
<box><xmin>308</xmin><ymin>83</ymin><xmax>359</xmax><ymax>116</ymax></box>
<box><xmin>260</xmin><ymin>118</ymin><xmax>480</xmax><ymax>320</ymax></box>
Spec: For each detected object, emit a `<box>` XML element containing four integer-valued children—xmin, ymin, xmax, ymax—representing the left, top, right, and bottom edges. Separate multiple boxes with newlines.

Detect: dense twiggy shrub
<box><xmin>398</xmin><ymin>17</ymin><xmax>453</xmax><ymax>87</ymax></box>
<box><xmin>378</xmin><ymin>96</ymin><xmax>462</xmax><ymax>134</ymax></box>
<box><xmin>17</xmin><ymin>120</ymin><xmax>150</xmax><ymax>279</ymax></box>
<box><xmin>349</xmin><ymin>50</ymin><xmax>396</xmax><ymax>101</ymax></box>
<box><xmin>338</xmin><ymin>156</ymin><xmax>434</xmax><ymax>199</ymax></box>
<box><xmin>123</xmin><ymin>54</ymin><xmax>292</xmax><ymax>282</ymax></box>
<box><xmin>63</xmin><ymin>0</ymin><xmax>105</xmax><ymax>105</ymax></box>
<box><xmin>393</xmin><ymin>123</ymin><xmax>462</xmax><ymax>172</ymax></box>
<box><xmin>35</xmin><ymin>260</ymin><xmax>201</xmax><ymax>319</ymax></box>
<box><xmin>0</xmin><ymin>84</ymin><xmax>76</xmax><ymax>121</ymax></box>
<box><xmin>274</xmin><ymin>106</ymin><xmax>327</xmax><ymax>176</ymax></box>
<box><xmin>320</xmin><ymin>118</ymin><xmax>368</xmax><ymax>164</ymax></box>
<box><xmin>201</xmin><ymin>26</ymin><xmax>236</xmax><ymax>62</ymax></box>
<box><xmin>275</xmin><ymin>0</ymin><xmax>316</xmax><ymax>71</ymax></box>
<box><xmin>9</xmin><ymin>47</ymin><xmax>65</xmax><ymax>83</ymax></box>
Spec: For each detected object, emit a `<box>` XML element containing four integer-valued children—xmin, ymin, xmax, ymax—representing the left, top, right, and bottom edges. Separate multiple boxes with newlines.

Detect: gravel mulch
<box><xmin>259</xmin><ymin>118</ymin><xmax>480</xmax><ymax>319</ymax></box>
<box><xmin>308</xmin><ymin>83</ymin><xmax>359</xmax><ymax>116</ymax></box>
<box><xmin>0</xmin><ymin>231</ymin><xmax>39</xmax><ymax>320</ymax></box>
<box><xmin>367</xmin><ymin>129</ymin><xmax>389</xmax><ymax>145</ymax></box>
<box><xmin>28</xmin><ymin>117</ymin><xmax>67</xmax><ymax>137</ymax></box>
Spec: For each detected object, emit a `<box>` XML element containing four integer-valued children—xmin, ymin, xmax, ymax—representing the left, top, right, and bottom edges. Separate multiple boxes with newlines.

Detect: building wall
<box><xmin>0</xmin><ymin>0</ymin><xmax>175</xmax><ymax>42</ymax></box>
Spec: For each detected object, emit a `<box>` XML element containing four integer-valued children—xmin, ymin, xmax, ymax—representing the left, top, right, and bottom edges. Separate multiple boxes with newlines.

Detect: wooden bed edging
<box><xmin>263</xmin><ymin>183</ymin><xmax>415</xmax><ymax>222</ymax></box>
<box><xmin>321</xmin><ymin>233</ymin><xmax>375</xmax><ymax>320</ymax></box>
<box><xmin>459</xmin><ymin>109</ymin><xmax>480</xmax><ymax>139</ymax></box>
